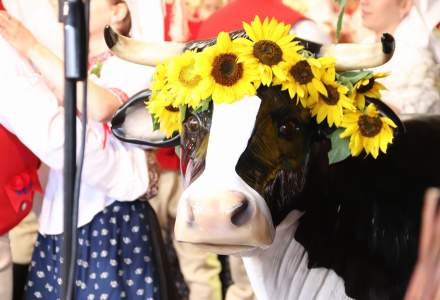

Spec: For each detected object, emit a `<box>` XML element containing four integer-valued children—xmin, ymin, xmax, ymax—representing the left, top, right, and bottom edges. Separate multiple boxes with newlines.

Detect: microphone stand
<box><xmin>59</xmin><ymin>1</ymin><xmax>87</xmax><ymax>299</ymax></box>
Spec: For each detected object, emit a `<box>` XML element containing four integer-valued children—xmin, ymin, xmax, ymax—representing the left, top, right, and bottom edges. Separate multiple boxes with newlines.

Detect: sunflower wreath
<box><xmin>148</xmin><ymin>16</ymin><xmax>396</xmax><ymax>160</ymax></box>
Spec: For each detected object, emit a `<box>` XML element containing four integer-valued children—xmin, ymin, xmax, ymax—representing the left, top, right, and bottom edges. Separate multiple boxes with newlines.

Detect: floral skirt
<box><xmin>24</xmin><ymin>200</ymin><xmax>161</xmax><ymax>300</ymax></box>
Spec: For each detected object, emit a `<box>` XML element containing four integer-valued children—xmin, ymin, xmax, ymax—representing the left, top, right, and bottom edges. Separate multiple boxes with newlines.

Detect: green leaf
<box><xmin>299</xmin><ymin>49</ymin><xmax>316</xmax><ymax>58</ymax></box>
<box><xmin>195</xmin><ymin>98</ymin><xmax>211</xmax><ymax>113</ymax></box>
<box><xmin>90</xmin><ymin>60</ymin><xmax>103</xmax><ymax>78</ymax></box>
<box><xmin>152</xmin><ymin>116</ymin><xmax>160</xmax><ymax>131</ymax></box>
<box><xmin>180</xmin><ymin>105</ymin><xmax>187</xmax><ymax>121</ymax></box>
<box><xmin>336</xmin><ymin>70</ymin><xmax>373</xmax><ymax>93</ymax></box>
<box><xmin>328</xmin><ymin>128</ymin><xmax>351</xmax><ymax>164</ymax></box>
<box><xmin>174</xmin><ymin>146</ymin><xmax>181</xmax><ymax>159</ymax></box>
<box><xmin>339</xmin><ymin>70</ymin><xmax>372</xmax><ymax>84</ymax></box>
<box><xmin>335</xmin><ymin>0</ymin><xmax>346</xmax><ymax>42</ymax></box>
<box><xmin>336</xmin><ymin>73</ymin><xmax>353</xmax><ymax>92</ymax></box>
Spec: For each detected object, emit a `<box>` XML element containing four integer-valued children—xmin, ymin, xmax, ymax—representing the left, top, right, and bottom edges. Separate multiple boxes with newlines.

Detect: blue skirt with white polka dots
<box><xmin>24</xmin><ymin>200</ymin><xmax>161</xmax><ymax>300</ymax></box>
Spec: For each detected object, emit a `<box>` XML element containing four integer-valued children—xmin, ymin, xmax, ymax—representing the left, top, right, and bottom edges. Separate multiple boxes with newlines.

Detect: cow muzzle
<box><xmin>174</xmin><ymin>189</ymin><xmax>275</xmax><ymax>255</ymax></box>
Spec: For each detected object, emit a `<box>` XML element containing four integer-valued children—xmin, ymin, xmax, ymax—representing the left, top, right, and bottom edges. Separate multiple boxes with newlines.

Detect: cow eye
<box><xmin>186</xmin><ymin>115</ymin><xmax>200</xmax><ymax>134</ymax></box>
<box><xmin>278</xmin><ymin>121</ymin><xmax>299</xmax><ymax>139</ymax></box>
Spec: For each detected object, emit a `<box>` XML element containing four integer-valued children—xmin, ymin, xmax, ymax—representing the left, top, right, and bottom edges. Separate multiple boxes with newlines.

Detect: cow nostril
<box><xmin>231</xmin><ymin>199</ymin><xmax>250</xmax><ymax>226</ymax></box>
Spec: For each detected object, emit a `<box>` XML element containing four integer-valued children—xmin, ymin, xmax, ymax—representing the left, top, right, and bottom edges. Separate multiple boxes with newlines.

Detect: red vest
<box><xmin>0</xmin><ymin>125</ymin><xmax>41</xmax><ymax>235</ymax></box>
<box><xmin>196</xmin><ymin>0</ymin><xmax>306</xmax><ymax>39</ymax></box>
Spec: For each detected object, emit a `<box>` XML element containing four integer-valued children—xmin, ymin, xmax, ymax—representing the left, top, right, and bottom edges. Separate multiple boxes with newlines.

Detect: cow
<box><xmin>105</xmin><ymin>26</ymin><xmax>440</xmax><ymax>300</ymax></box>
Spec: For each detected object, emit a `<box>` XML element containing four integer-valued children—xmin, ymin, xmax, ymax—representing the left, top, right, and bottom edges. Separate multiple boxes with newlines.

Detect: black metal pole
<box><xmin>61</xmin><ymin>1</ymin><xmax>87</xmax><ymax>299</ymax></box>
<box><xmin>62</xmin><ymin>79</ymin><xmax>77</xmax><ymax>300</ymax></box>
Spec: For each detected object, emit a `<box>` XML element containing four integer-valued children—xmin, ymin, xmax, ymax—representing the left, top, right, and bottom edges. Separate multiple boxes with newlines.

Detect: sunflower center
<box><xmin>165</xmin><ymin>105</ymin><xmax>179</xmax><ymax>112</ymax></box>
<box><xmin>179</xmin><ymin>64</ymin><xmax>202</xmax><ymax>87</ymax></box>
<box><xmin>358</xmin><ymin>78</ymin><xmax>375</xmax><ymax>93</ymax></box>
<box><xmin>322</xmin><ymin>85</ymin><xmax>339</xmax><ymax>105</ymax></box>
<box><xmin>290</xmin><ymin>60</ymin><xmax>313</xmax><ymax>85</ymax></box>
<box><xmin>358</xmin><ymin>115</ymin><xmax>383</xmax><ymax>137</ymax></box>
<box><xmin>253</xmin><ymin>40</ymin><xmax>283</xmax><ymax>66</ymax></box>
<box><xmin>211</xmin><ymin>53</ymin><xmax>243</xmax><ymax>86</ymax></box>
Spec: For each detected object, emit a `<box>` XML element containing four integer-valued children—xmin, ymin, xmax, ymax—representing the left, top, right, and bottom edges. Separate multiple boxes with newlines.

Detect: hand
<box><xmin>0</xmin><ymin>11</ymin><xmax>39</xmax><ymax>57</ymax></box>
<box><xmin>404</xmin><ymin>188</ymin><xmax>440</xmax><ymax>300</ymax></box>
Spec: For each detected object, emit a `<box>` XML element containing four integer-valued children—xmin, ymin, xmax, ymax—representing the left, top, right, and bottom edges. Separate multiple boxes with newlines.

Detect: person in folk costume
<box><xmin>0</xmin><ymin>0</ymin><xmax>174</xmax><ymax>299</ymax></box>
<box><xmin>359</xmin><ymin>0</ymin><xmax>440</xmax><ymax>114</ymax></box>
<box><xmin>0</xmin><ymin>4</ymin><xmax>42</xmax><ymax>300</ymax></box>
<box><xmin>195</xmin><ymin>0</ymin><xmax>331</xmax><ymax>44</ymax></box>
<box><xmin>164</xmin><ymin>5</ymin><xmax>256</xmax><ymax>299</ymax></box>
<box><xmin>0</xmin><ymin>2</ymin><xmax>59</xmax><ymax>298</ymax></box>
<box><xmin>158</xmin><ymin>1</ymin><xmax>240</xmax><ymax>300</ymax></box>
<box><xmin>0</xmin><ymin>98</ymin><xmax>42</xmax><ymax>300</ymax></box>
<box><xmin>185</xmin><ymin>1</ymin><xmax>331</xmax><ymax>300</ymax></box>
<box><xmin>0</xmin><ymin>127</ymin><xmax>42</xmax><ymax>300</ymax></box>
<box><xmin>164</xmin><ymin>0</ymin><xmax>229</xmax><ymax>42</ymax></box>
<box><xmin>414</xmin><ymin>0</ymin><xmax>440</xmax><ymax>63</ymax></box>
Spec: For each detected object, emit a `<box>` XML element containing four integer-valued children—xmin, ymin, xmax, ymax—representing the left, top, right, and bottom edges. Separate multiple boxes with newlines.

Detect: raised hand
<box><xmin>405</xmin><ymin>188</ymin><xmax>440</xmax><ymax>300</ymax></box>
<box><xmin>0</xmin><ymin>11</ymin><xmax>38</xmax><ymax>57</ymax></box>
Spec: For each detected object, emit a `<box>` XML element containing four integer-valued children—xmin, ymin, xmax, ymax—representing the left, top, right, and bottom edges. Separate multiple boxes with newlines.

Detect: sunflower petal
<box><xmin>243</xmin><ymin>22</ymin><xmax>257</xmax><ymax>41</ymax></box>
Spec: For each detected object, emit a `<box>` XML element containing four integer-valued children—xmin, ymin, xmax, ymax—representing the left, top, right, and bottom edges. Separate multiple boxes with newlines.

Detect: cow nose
<box><xmin>187</xmin><ymin>191</ymin><xmax>252</xmax><ymax>228</ymax></box>
<box><xmin>231</xmin><ymin>199</ymin><xmax>250</xmax><ymax>226</ymax></box>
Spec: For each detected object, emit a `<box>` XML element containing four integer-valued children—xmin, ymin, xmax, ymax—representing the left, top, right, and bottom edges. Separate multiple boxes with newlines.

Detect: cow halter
<box><xmin>148</xmin><ymin>16</ymin><xmax>399</xmax><ymax>160</ymax></box>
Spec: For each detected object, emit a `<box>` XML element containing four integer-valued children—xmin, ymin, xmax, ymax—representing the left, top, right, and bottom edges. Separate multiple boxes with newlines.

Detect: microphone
<box><xmin>63</xmin><ymin>0</ymin><xmax>87</xmax><ymax>80</ymax></box>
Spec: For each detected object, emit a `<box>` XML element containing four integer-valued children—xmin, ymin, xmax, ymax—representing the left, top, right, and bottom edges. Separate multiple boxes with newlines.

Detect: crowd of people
<box><xmin>0</xmin><ymin>0</ymin><xmax>439</xmax><ymax>299</ymax></box>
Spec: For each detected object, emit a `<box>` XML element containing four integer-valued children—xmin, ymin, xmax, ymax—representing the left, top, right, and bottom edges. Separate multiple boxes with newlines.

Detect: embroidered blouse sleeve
<box><xmin>0</xmin><ymin>39</ymin><xmax>149</xmax><ymax>201</ymax></box>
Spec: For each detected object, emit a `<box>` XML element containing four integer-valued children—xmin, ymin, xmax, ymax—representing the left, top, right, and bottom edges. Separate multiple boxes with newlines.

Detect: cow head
<box><xmin>106</xmin><ymin>21</ymin><xmax>402</xmax><ymax>255</ymax></box>
<box><xmin>174</xmin><ymin>86</ymin><xmax>322</xmax><ymax>254</ymax></box>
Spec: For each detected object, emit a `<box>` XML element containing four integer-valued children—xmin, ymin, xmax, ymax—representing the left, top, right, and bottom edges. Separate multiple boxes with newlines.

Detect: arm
<box><xmin>404</xmin><ymin>188</ymin><xmax>440</xmax><ymax>300</ymax></box>
<box><xmin>0</xmin><ymin>36</ymin><xmax>149</xmax><ymax>201</ymax></box>
<box><xmin>0</xmin><ymin>11</ymin><xmax>121</xmax><ymax>122</ymax></box>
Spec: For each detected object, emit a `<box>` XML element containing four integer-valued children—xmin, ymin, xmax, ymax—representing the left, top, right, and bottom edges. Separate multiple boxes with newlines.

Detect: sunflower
<box><xmin>147</xmin><ymin>92</ymin><xmax>182</xmax><ymax>138</ymax></box>
<box><xmin>310</xmin><ymin>80</ymin><xmax>355</xmax><ymax>127</ymax></box>
<box><xmin>351</xmin><ymin>72</ymin><xmax>388</xmax><ymax>109</ymax></box>
<box><xmin>166</xmin><ymin>50</ymin><xmax>204</xmax><ymax>108</ymax></box>
<box><xmin>274</xmin><ymin>56</ymin><xmax>329</xmax><ymax>108</ymax></box>
<box><xmin>198</xmin><ymin>32</ymin><xmax>258</xmax><ymax>104</ymax></box>
<box><xmin>340</xmin><ymin>104</ymin><xmax>397</xmax><ymax>158</ymax></box>
<box><xmin>234</xmin><ymin>16</ymin><xmax>303</xmax><ymax>87</ymax></box>
<box><xmin>150</xmin><ymin>61</ymin><xmax>169</xmax><ymax>94</ymax></box>
<box><xmin>319</xmin><ymin>57</ymin><xmax>337</xmax><ymax>83</ymax></box>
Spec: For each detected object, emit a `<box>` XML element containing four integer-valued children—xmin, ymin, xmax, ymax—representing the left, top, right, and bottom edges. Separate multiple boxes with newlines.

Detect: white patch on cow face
<box><xmin>175</xmin><ymin>95</ymin><xmax>276</xmax><ymax>254</ymax></box>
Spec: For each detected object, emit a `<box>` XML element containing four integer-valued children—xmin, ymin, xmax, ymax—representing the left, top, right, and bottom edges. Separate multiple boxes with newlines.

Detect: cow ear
<box><xmin>365</xmin><ymin>97</ymin><xmax>406</xmax><ymax>136</ymax></box>
<box><xmin>317</xmin><ymin>97</ymin><xmax>405</xmax><ymax>164</ymax></box>
<box><xmin>111</xmin><ymin>89</ymin><xmax>180</xmax><ymax>148</ymax></box>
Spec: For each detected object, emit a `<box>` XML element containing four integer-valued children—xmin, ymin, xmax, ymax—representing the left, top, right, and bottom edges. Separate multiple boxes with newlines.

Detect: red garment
<box><xmin>164</xmin><ymin>3</ymin><xmax>173</xmax><ymax>42</ymax></box>
<box><xmin>164</xmin><ymin>3</ymin><xmax>201</xmax><ymax>46</ymax></box>
<box><xmin>0</xmin><ymin>125</ymin><xmax>42</xmax><ymax>235</ymax></box>
<box><xmin>188</xmin><ymin>18</ymin><xmax>202</xmax><ymax>41</ymax></box>
<box><xmin>0</xmin><ymin>0</ymin><xmax>4</xmax><ymax>10</ymax></box>
<box><xmin>196</xmin><ymin>0</ymin><xmax>306</xmax><ymax>39</ymax></box>
<box><xmin>156</xmin><ymin>148</ymin><xmax>180</xmax><ymax>170</ymax></box>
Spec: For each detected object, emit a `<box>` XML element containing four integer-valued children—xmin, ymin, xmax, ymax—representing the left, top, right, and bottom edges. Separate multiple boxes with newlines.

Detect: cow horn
<box><xmin>104</xmin><ymin>25</ymin><xmax>185</xmax><ymax>66</ymax></box>
<box><xmin>105</xmin><ymin>24</ymin><xmax>395</xmax><ymax>71</ymax></box>
<box><xmin>320</xmin><ymin>33</ymin><xmax>395</xmax><ymax>71</ymax></box>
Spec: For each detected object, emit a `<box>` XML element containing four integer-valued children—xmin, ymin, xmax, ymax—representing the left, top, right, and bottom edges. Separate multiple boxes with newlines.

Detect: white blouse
<box><xmin>365</xmin><ymin>7</ymin><xmax>440</xmax><ymax>114</ymax></box>
<box><xmin>0</xmin><ymin>37</ymin><xmax>153</xmax><ymax>235</ymax></box>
